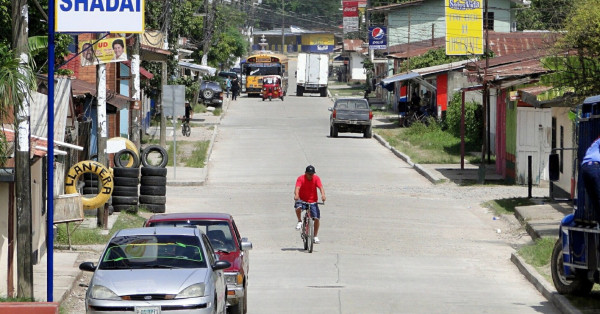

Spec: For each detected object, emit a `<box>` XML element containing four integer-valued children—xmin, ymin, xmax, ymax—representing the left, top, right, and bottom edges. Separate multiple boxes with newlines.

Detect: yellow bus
<box><xmin>242</xmin><ymin>51</ymin><xmax>288</xmax><ymax>96</ymax></box>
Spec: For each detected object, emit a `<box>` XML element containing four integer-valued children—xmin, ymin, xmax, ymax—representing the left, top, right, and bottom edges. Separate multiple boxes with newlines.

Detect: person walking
<box><xmin>294</xmin><ymin>165</ymin><xmax>326</xmax><ymax>243</ymax></box>
<box><xmin>582</xmin><ymin>136</ymin><xmax>600</xmax><ymax>220</ymax></box>
<box><xmin>231</xmin><ymin>77</ymin><xmax>240</xmax><ymax>101</ymax></box>
<box><xmin>225</xmin><ymin>77</ymin><xmax>231</xmax><ymax>98</ymax></box>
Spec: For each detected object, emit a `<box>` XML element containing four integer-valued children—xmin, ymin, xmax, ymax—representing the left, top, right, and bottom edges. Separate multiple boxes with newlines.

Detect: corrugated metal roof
<box><xmin>343</xmin><ymin>39</ymin><xmax>366</xmax><ymax>52</ymax></box>
<box><xmin>71</xmin><ymin>79</ymin><xmax>133</xmax><ymax>109</ymax></box>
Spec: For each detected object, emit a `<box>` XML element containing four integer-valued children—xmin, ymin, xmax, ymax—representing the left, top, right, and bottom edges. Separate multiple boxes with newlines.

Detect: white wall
<box><xmin>350</xmin><ymin>52</ymin><xmax>366</xmax><ymax>81</ymax></box>
<box><xmin>553</xmin><ymin>107</ymin><xmax>576</xmax><ymax>197</ymax></box>
<box><xmin>0</xmin><ymin>183</ymin><xmax>9</xmax><ymax>296</ymax></box>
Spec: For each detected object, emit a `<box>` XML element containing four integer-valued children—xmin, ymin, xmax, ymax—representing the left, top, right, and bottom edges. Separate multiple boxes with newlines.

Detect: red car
<box><xmin>145</xmin><ymin>213</ymin><xmax>252</xmax><ymax>314</ymax></box>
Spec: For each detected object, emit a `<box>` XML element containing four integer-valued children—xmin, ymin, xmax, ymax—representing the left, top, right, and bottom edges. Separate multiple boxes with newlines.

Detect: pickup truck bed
<box><xmin>329</xmin><ymin>98</ymin><xmax>373</xmax><ymax>138</ymax></box>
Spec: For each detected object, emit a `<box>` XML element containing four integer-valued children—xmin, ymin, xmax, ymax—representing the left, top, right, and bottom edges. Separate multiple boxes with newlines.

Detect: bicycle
<box><xmin>297</xmin><ymin>200</ymin><xmax>324</xmax><ymax>253</ymax></box>
<box><xmin>181</xmin><ymin>118</ymin><xmax>191</xmax><ymax>137</ymax></box>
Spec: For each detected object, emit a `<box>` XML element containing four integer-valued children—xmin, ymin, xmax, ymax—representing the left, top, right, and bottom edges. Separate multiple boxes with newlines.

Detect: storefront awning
<box><xmin>178</xmin><ymin>61</ymin><xmax>216</xmax><ymax>76</ymax></box>
<box><xmin>380</xmin><ymin>71</ymin><xmax>420</xmax><ymax>87</ymax></box>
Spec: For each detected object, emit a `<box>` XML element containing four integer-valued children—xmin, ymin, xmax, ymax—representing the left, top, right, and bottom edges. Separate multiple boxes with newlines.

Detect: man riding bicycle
<box><xmin>294</xmin><ymin>165</ymin><xmax>326</xmax><ymax>243</ymax></box>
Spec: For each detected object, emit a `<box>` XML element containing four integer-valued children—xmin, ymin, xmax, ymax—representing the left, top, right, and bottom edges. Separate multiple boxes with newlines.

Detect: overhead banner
<box><xmin>369</xmin><ymin>26</ymin><xmax>387</xmax><ymax>50</ymax></box>
<box><xmin>78</xmin><ymin>37</ymin><xmax>128</xmax><ymax>66</ymax></box>
<box><xmin>343</xmin><ymin>1</ymin><xmax>359</xmax><ymax>34</ymax></box>
<box><xmin>56</xmin><ymin>0</ymin><xmax>145</xmax><ymax>33</ymax></box>
<box><xmin>445</xmin><ymin>0</ymin><xmax>483</xmax><ymax>55</ymax></box>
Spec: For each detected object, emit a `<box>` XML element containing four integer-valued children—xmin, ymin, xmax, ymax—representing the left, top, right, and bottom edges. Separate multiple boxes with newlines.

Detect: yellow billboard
<box><xmin>445</xmin><ymin>0</ymin><xmax>483</xmax><ymax>55</ymax></box>
<box><xmin>79</xmin><ymin>37</ymin><xmax>128</xmax><ymax>66</ymax></box>
<box><xmin>301</xmin><ymin>34</ymin><xmax>334</xmax><ymax>46</ymax></box>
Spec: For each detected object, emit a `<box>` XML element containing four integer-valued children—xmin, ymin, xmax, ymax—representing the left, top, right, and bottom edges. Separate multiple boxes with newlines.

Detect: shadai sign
<box><xmin>56</xmin><ymin>0</ymin><xmax>145</xmax><ymax>33</ymax></box>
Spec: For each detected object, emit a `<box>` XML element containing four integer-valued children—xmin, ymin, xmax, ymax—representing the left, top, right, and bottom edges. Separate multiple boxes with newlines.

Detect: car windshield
<box><xmin>148</xmin><ymin>220</ymin><xmax>236</xmax><ymax>252</ymax></box>
<box><xmin>336</xmin><ymin>100</ymin><xmax>368</xmax><ymax>110</ymax></box>
<box><xmin>263</xmin><ymin>77</ymin><xmax>279</xmax><ymax>84</ymax></box>
<box><xmin>99</xmin><ymin>234</ymin><xmax>206</xmax><ymax>270</ymax></box>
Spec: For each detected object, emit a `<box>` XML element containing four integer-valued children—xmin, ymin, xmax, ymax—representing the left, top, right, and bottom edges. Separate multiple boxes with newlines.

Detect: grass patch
<box><xmin>55</xmin><ymin>212</ymin><xmax>147</xmax><ymax>246</ymax></box>
<box><xmin>482</xmin><ymin>197</ymin><xmax>536</xmax><ymax>215</ymax></box>
<box><xmin>185</xmin><ymin>140</ymin><xmax>210</xmax><ymax>168</ymax></box>
<box><xmin>0</xmin><ymin>297</ymin><xmax>36</xmax><ymax>302</ymax></box>
<box><xmin>166</xmin><ymin>142</ymin><xmax>184</xmax><ymax>167</ymax></box>
<box><xmin>213</xmin><ymin>108</ymin><xmax>222</xmax><ymax>116</ymax></box>
<box><xmin>517</xmin><ymin>237</ymin><xmax>554</xmax><ymax>267</ymax></box>
<box><xmin>375</xmin><ymin>121</ymin><xmax>481</xmax><ymax>164</ymax></box>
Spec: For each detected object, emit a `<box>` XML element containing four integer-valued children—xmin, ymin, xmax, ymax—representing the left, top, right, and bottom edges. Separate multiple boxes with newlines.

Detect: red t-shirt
<box><xmin>296</xmin><ymin>174</ymin><xmax>322</xmax><ymax>203</ymax></box>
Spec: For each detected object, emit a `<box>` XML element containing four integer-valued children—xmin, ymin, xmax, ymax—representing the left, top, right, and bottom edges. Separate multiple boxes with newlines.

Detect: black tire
<box><xmin>141</xmin><ymin>167</ymin><xmax>168</xmax><ymax>177</ymax></box>
<box><xmin>329</xmin><ymin>125</ymin><xmax>333</xmax><ymax>137</ymax></box>
<box><xmin>139</xmin><ymin>195</ymin><xmax>166</xmax><ymax>205</ymax></box>
<box><xmin>332</xmin><ymin>124</ymin><xmax>338</xmax><ymax>138</ymax></box>
<box><xmin>82</xmin><ymin>187</ymin><xmax>99</xmax><ymax>195</ymax></box>
<box><xmin>140</xmin><ymin>185</ymin><xmax>166</xmax><ymax>195</ymax></box>
<box><xmin>113</xmin><ymin>167</ymin><xmax>139</xmax><ymax>178</ymax></box>
<box><xmin>113</xmin><ymin>176</ymin><xmax>139</xmax><ymax>187</ymax></box>
<box><xmin>114</xmin><ymin>149</ymin><xmax>140</xmax><ymax>168</ymax></box>
<box><xmin>262</xmin><ymin>98</ymin><xmax>265</xmax><ymax>101</ymax></box>
<box><xmin>84</xmin><ymin>180</ymin><xmax>99</xmax><ymax>187</ymax></box>
<box><xmin>302</xmin><ymin>219</ymin><xmax>308</xmax><ymax>251</ymax></box>
<box><xmin>108</xmin><ymin>205</ymin><xmax>114</xmax><ymax>215</ymax></box>
<box><xmin>83</xmin><ymin>173</ymin><xmax>97</xmax><ymax>181</ymax></box>
<box><xmin>113</xmin><ymin>205</ymin><xmax>138</xmax><ymax>214</ymax></box>
<box><xmin>112</xmin><ymin>186</ymin><xmax>139</xmax><ymax>197</ymax></box>
<box><xmin>112</xmin><ymin>196</ymin><xmax>139</xmax><ymax>206</ymax></box>
<box><xmin>203</xmin><ymin>89</ymin><xmax>214</xmax><ymax>99</ymax></box>
<box><xmin>320</xmin><ymin>87</ymin><xmax>327</xmax><ymax>97</ymax></box>
<box><xmin>551</xmin><ymin>239</ymin><xmax>594</xmax><ymax>295</ymax></box>
<box><xmin>229</xmin><ymin>290</ymin><xmax>245</xmax><ymax>314</ymax></box>
<box><xmin>364</xmin><ymin>126</ymin><xmax>372</xmax><ymax>138</ymax></box>
<box><xmin>140</xmin><ymin>176</ymin><xmax>167</xmax><ymax>186</ymax></box>
<box><xmin>297</xmin><ymin>86</ymin><xmax>303</xmax><ymax>96</ymax></box>
<box><xmin>141</xmin><ymin>145</ymin><xmax>169</xmax><ymax>168</ymax></box>
<box><xmin>141</xmin><ymin>204</ymin><xmax>166</xmax><ymax>213</ymax></box>
<box><xmin>308</xmin><ymin>219</ymin><xmax>314</xmax><ymax>253</ymax></box>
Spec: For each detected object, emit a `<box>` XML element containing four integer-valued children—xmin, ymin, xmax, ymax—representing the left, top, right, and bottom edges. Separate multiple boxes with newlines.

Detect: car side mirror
<box><xmin>549</xmin><ymin>153</ymin><xmax>560</xmax><ymax>181</ymax></box>
<box><xmin>328</xmin><ymin>107</ymin><xmax>333</xmax><ymax>111</ymax></box>
<box><xmin>241</xmin><ymin>238</ymin><xmax>253</xmax><ymax>251</ymax></box>
<box><xmin>213</xmin><ymin>260</ymin><xmax>231</xmax><ymax>271</ymax></box>
<box><xmin>79</xmin><ymin>262</ymin><xmax>96</xmax><ymax>272</ymax></box>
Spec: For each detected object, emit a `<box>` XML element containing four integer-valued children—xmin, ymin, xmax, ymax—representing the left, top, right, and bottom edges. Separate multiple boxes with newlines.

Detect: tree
<box><xmin>540</xmin><ymin>0</ymin><xmax>600</xmax><ymax>100</ymax></box>
<box><xmin>0</xmin><ymin>43</ymin><xmax>35</xmax><ymax>166</ymax></box>
<box><xmin>515</xmin><ymin>0</ymin><xmax>573</xmax><ymax>31</ymax></box>
<box><xmin>258</xmin><ymin>0</ymin><xmax>341</xmax><ymax>31</ymax></box>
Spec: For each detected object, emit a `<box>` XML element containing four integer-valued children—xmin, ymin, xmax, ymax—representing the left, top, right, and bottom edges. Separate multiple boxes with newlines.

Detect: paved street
<box><xmin>162</xmin><ymin>61</ymin><xmax>560</xmax><ymax>313</ymax></box>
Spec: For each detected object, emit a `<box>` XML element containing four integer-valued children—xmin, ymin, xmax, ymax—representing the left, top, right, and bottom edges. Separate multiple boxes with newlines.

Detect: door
<box><xmin>516</xmin><ymin>107</ymin><xmax>552</xmax><ymax>184</ymax></box>
<box><xmin>496</xmin><ymin>91</ymin><xmax>507</xmax><ymax>177</ymax></box>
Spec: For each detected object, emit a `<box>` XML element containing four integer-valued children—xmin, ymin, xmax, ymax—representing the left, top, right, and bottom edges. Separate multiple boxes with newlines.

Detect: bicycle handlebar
<box><xmin>297</xmin><ymin>200</ymin><xmax>325</xmax><ymax>205</ymax></box>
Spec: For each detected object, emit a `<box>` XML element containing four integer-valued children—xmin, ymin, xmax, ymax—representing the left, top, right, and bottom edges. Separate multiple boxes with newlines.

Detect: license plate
<box><xmin>136</xmin><ymin>306</ymin><xmax>160</xmax><ymax>314</ymax></box>
<box><xmin>349</xmin><ymin>120</ymin><xmax>358</xmax><ymax>124</ymax></box>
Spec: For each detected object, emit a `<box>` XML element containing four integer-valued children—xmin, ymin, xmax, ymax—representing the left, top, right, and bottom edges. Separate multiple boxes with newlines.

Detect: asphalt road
<box><xmin>166</xmin><ymin>60</ymin><xmax>559</xmax><ymax>313</ymax></box>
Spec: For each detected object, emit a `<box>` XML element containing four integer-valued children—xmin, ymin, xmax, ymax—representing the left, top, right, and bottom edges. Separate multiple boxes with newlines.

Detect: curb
<box><xmin>511</xmin><ymin>253</ymin><xmax>582</xmax><ymax>314</ymax></box>
<box><xmin>373</xmin><ymin>133</ymin><xmax>442</xmax><ymax>184</ymax></box>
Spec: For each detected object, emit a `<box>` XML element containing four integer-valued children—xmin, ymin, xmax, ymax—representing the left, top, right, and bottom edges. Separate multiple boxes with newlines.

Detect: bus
<box><xmin>242</xmin><ymin>51</ymin><xmax>288</xmax><ymax>96</ymax></box>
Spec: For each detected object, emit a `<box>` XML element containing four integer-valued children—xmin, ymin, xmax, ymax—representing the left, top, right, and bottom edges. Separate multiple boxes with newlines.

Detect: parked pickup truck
<box><xmin>328</xmin><ymin>97</ymin><xmax>373</xmax><ymax>138</ymax></box>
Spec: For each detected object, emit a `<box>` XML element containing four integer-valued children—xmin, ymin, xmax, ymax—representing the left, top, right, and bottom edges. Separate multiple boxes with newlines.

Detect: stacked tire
<box><xmin>81</xmin><ymin>171</ymin><xmax>113</xmax><ymax>215</ymax></box>
<box><xmin>112</xmin><ymin>149</ymin><xmax>140</xmax><ymax>213</ymax></box>
<box><xmin>139</xmin><ymin>145</ymin><xmax>168</xmax><ymax>213</ymax></box>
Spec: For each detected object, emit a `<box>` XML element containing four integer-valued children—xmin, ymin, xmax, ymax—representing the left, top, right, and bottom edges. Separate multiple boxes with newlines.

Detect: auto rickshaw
<box><xmin>262</xmin><ymin>75</ymin><xmax>284</xmax><ymax>101</ymax></box>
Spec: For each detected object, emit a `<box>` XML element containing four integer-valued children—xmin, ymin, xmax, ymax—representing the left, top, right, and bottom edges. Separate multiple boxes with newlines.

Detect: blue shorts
<box><xmin>294</xmin><ymin>201</ymin><xmax>320</xmax><ymax>219</ymax></box>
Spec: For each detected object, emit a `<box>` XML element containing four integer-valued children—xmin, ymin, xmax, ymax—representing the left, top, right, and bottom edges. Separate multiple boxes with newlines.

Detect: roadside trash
<box><xmin>496</xmin><ymin>229</ymin><xmax>501</xmax><ymax>233</ymax></box>
<box><xmin>493</xmin><ymin>216</ymin><xmax>498</xmax><ymax>220</ymax></box>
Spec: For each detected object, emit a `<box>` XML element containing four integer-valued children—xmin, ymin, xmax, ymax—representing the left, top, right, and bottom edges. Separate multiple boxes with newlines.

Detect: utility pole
<box><xmin>281</xmin><ymin>0</ymin><xmax>284</xmax><ymax>53</ymax></box>
<box><xmin>478</xmin><ymin>0</ymin><xmax>489</xmax><ymax>184</ymax></box>
<box><xmin>12</xmin><ymin>0</ymin><xmax>34</xmax><ymax>299</ymax></box>
<box><xmin>96</xmin><ymin>33</ymin><xmax>108</xmax><ymax>228</ymax></box>
<box><xmin>129</xmin><ymin>35</ymin><xmax>141</xmax><ymax>149</ymax></box>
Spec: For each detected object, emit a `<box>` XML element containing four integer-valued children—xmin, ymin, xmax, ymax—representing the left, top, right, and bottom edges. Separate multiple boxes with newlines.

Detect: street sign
<box><xmin>162</xmin><ymin>85</ymin><xmax>186</xmax><ymax>119</ymax></box>
<box><xmin>369</xmin><ymin>26</ymin><xmax>387</xmax><ymax>50</ymax></box>
<box><xmin>56</xmin><ymin>0</ymin><xmax>145</xmax><ymax>33</ymax></box>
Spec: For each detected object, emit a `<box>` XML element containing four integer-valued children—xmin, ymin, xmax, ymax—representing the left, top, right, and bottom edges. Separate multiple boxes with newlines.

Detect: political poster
<box><xmin>445</xmin><ymin>0</ymin><xmax>483</xmax><ymax>55</ymax></box>
<box><xmin>56</xmin><ymin>0</ymin><xmax>145</xmax><ymax>33</ymax></box>
<box><xmin>369</xmin><ymin>26</ymin><xmax>387</xmax><ymax>50</ymax></box>
<box><xmin>343</xmin><ymin>1</ymin><xmax>359</xmax><ymax>34</ymax></box>
<box><xmin>79</xmin><ymin>37</ymin><xmax>128</xmax><ymax>66</ymax></box>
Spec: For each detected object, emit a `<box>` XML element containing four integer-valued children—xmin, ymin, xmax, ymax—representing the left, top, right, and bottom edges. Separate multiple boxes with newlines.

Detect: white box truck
<box><xmin>296</xmin><ymin>53</ymin><xmax>329</xmax><ymax>97</ymax></box>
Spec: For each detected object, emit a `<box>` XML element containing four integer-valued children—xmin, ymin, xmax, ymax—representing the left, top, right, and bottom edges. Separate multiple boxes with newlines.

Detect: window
<box><xmin>560</xmin><ymin>125</ymin><xmax>564</xmax><ymax>173</ymax></box>
<box><xmin>484</xmin><ymin>12</ymin><xmax>494</xmax><ymax>30</ymax></box>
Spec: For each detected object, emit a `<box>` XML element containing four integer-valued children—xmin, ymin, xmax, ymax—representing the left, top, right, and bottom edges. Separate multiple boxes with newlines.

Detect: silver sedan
<box><xmin>79</xmin><ymin>227</ymin><xmax>230</xmax><ymax>314</ymax></box>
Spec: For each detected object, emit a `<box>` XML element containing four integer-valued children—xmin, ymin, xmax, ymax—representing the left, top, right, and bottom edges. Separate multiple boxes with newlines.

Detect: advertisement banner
<box><xmin>369</xmin><ymin>26</ymin><xmax>387</xmax><ymax>50</ymax></box>
<box><xmin>56</xmin><ymin>0</ymin><xmax>145</xmax><ymax>33</ymax></box>
<box><xmin>79</xmin><ymin>37</ymin><xmax>128</xmax><ymax>66</ymax></box>
<box><xmin>445</xmin><ymin>0</ymin><xmax>483</xmax><ymax>55</ymax></box>
<box><xmin>343</xmin><ymin>1</ymin><xmax>359</xmax><ymax>33</ymax></box>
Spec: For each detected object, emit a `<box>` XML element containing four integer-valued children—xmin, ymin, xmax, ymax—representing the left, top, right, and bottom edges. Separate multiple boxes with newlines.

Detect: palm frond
<box><xmin>28</xmin><ymin>36</ymin><xmax>49</xmax><ymax>58</ymax></box>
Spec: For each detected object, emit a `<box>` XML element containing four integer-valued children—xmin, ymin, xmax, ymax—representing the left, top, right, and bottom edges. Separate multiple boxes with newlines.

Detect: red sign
<box><xmin>343</xmin><ymin>1</ymin><xmax>359</xmax><ymax>17</ymax></box>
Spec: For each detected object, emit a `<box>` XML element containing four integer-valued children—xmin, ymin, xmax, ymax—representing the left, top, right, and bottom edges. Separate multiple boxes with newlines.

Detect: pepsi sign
<box><xmin>369</xmin><ymin>26</ymin><xmax>387</xmax><ymax>50</ymax></box>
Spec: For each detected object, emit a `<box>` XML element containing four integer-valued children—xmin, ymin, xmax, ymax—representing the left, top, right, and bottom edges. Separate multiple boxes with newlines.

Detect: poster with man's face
<box><xmin>79</xmin><ymin>37</ymin><xmax>128</xmax><ymax>66</ymax></box>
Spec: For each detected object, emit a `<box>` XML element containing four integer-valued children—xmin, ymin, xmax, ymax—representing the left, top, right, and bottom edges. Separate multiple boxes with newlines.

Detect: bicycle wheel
<box><xmin>302</xmin><ymin>218</ymin><xmax>308</xmax><ymax>250</ymax></box>
<box><xmin>185</xmin><ymin>124</ymin><xmax>191</xmax><ymax>137</ymax></box>
<box><xmin>308</xmin><ymin>218</ymin><xmax>314</xmax><ymax>253</ymax></box>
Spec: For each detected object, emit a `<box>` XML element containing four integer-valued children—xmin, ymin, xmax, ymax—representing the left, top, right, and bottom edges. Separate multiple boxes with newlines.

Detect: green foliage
<box><xmin>207</xmin><ymin>26</ymin><xmax>247</xmax><ymax>69</ymax></box>
<box><xmin>515</xmin><ymin>0</ymin><xmax>573</xmax><ymax>31</ymax></box>
<box><xmin>445</xmin><ymin>92</ymin><xmax>483</xmax><ymax>146</ymax></box>
<box><xmin>540</xmin><ymin>0</ymin><xmax>600</xmax><ymax>99</ymax></box>
<box><xmin>400</xmin><ymin>48</ymin><xmax>471</xmax><ymax>72</ymax></box>
<box><xmin>171</xmin><ymin>76</ymin><xmax>200</xmax><ymax>102</ymax></box>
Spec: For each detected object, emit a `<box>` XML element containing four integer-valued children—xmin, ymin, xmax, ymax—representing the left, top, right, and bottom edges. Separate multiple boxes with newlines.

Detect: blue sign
<box><xmin>369</xmin><ymin>26</ymin><xmax>387</xmax><ymax>50</ymax></box>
